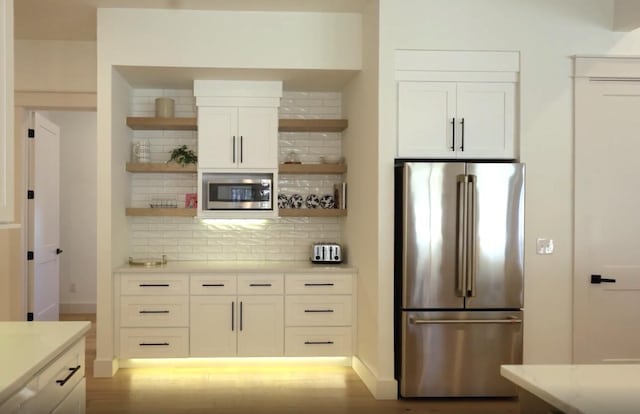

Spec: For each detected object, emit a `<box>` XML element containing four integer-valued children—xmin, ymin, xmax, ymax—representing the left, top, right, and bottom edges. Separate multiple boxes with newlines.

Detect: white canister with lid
<box><xmin>155</xmin><ymin>97</ymin><xmax>175</xmax><ymax>118</ymax></box>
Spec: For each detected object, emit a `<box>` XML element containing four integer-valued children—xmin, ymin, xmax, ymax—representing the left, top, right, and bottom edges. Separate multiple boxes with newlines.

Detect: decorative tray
<box><xmin>128</xmin><ymin>255</ymin><xmax>167</xmax><ymax>267</ymax></box>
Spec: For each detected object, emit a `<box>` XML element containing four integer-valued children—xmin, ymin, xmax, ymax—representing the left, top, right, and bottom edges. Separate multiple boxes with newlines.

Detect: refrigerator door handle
<box><xmin>456</xmin><ymin>175</ymin><xmax>468</xmax><ymax>297</ymax></box>
<box><xmin>409</xmin><ymin>317</ymin><xmax>522</xmax><ymax>325</ymax></box>
<box><xmin>466</xmin><ymin>174</ymin><xmax>477</xmax><ymax>297</ymax></box>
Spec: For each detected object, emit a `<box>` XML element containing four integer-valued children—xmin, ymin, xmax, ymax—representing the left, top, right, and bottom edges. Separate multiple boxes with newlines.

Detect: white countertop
<box><xmin>114</xmin><ymin>260</ymin><xmax>357</xmax><ymax>273</ymax></box>
<box><xmin>501</xmin><ymin>364</ymin><xmax>640</xmax><ymax>414</ymax></box>
<box><xmin>0</xmin><ymin>321</ymin><xmax>91</xmax><ymax>403</ymax></box>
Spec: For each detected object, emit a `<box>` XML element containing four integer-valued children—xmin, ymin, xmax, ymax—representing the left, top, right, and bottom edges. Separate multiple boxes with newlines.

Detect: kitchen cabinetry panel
<box><xmin>285</xmin><ymin>273</ymin><xmax>352</xmax><ymax>295</ymax></box>
<box><xmin>285</xmin><ymin>295</ymin><xmax>352</xmax><ymax>327</ymax></box>
<box><xmin>237</xmin><ymin>273</ymin><xmax>284</xmax><ymax>295</ymax></box>
<box><xmin>237</xmin><ymin>295</ymin><xmax>284</xmax><ymax>356</ymax></box>
<box><xmin>237</xmin><ymin>107</ymin><xmax>278</xmax><ymax>169</ymax></box>
<box><xmin>197</xmin><ymin>106</ymin><xmax>237</xmax><ymax>169</ymax></box>
<box><xmin>190</xmin><ymin>274</ymin><xmax>237</xmax><ymax>295</ymax></box>
<box><xmin>120</xmin><ymin>274</ymin><xmax>189</xmax><ymax>295</ymax></box>
<box><xmin>285</xmin><ymin>327</ymin><xmax>352</xmax><ymax>357</ymax></box>
<box><xmin>119</xmin><ymin>327</ymin><xmax>189</xmax><ymax>358</ymax></box>
<box><xmin>51</xmin><ymin>378</ymin><xmax>85</xmax><ymax>414</ymax></box>
<box><xmin>190</xmin><ymin>295</ymin><xmax>236</xmax><ymax>357</ymax></box>
<box><xmin>120</xmin><ymin>296</ymin><xmax>189</xmax><ymax>328</ymax></box>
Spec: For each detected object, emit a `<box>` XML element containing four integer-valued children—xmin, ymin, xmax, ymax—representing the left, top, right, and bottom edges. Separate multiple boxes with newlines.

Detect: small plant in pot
<box><xmin>167</xmin><ymin>145</ymin><xmax>197</xmax><ymax>166</ymax></box>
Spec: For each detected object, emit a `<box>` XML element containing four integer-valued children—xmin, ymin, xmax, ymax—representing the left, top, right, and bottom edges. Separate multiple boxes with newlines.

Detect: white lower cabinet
<box><xmin>236</xmin><ymin>295</ymin><xmax>284</xmax><ymax>356</ymax></box>
<box><xmin>119</xmin><ymin>328</ymin><xmax>189</xmax><ymax>358</ymax></box>
<box><xmin>51</xmin><ymin>378</ymin><xmax>86</xmax><ymax>414</ymax></box>
<box><xmin>285</xmin><ymin>327</ymin><xmax>352</xmax><ymax>357</ymax></box>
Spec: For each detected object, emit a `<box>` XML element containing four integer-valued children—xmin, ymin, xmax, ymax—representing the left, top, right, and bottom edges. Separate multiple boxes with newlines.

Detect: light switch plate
<box><xmin>536</xmin><ymin>238</ymin><xmax>554</xmax><ymax>255</ymax></box>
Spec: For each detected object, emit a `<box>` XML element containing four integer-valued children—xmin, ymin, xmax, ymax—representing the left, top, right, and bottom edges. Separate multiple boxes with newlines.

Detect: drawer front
<box><xmin>119</xmin><ymin>328</ymin><xmax>189</xmax><ymax>358</ymax></box>
<box><xmin>285</xmin><ymin>273</ymin><xmax>353</xmax><ymax>295</ymax></box>
<box><xmin>120</xmin><ymin>296</ymin><xmax>188</xmax><ymax>327</ymax></box>
<box><xmin>28</xmin><ymin>339</ymin><xmax>85</xmax><ymax>414</ymax></box>
<box><xmin>285</xmin><ymin>295</ymin><xmax>352</xmax><ymax>326</ymax></box>
<box><xmin>285</xmin><ymin>327</ymin><xmax>352</xmax><ymax>357</ymax></box>
<box><xmin>120</xmin><ymin>273</ymin><xmax>189</xmax><ymax>295</ymax></box>
<box><xmin>237</xmin><ymin>273</ymin><xmax>284</xmax><ymax>295</ymax></box>
<box><xmin>190</xmin><ymin>274</ymin><xmax>237</xmax><ymax>295</ymax></box>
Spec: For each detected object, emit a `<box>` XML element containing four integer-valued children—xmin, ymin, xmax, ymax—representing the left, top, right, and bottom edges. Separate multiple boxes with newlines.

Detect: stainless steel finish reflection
<box><xmin>465</xmin><ymin>163</ymin><xmax>524</xmax><ymax>309</ymax></box>
<box><xmin>403</xmin><ymin>162</ymin><xmax>466</xmax><ymax>309</ymax></box>
<box><xmin>401</xmin><ymin>310</ymin><xmax>523</xmax><ymax>397</ymax></box>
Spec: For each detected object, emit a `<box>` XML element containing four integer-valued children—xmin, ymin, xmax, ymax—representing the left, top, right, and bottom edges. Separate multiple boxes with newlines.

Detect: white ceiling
<box><xmin>14</xmin><ymin>0</ymin><xmax>370</xmax><ymax>41</ymax></box>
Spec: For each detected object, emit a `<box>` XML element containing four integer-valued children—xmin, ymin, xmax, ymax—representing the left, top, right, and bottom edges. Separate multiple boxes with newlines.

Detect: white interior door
<box><xmin>574</xmin><ymin>79</ymin><xmax>640</xmax><ymax>363</ymax></box>
<box><xmin>29</xmin><ymin>112</ymin><xmax>61</xmax><ymax>321</ymax></box>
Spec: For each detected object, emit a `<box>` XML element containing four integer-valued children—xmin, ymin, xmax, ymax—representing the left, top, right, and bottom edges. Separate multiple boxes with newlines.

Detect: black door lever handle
<box><xmin>591</xmin><ymin>274</ymin><xmax>616</xmax><ymax>284</ymax></box>
<box><xmin>56</xmin><ymin>248</ymin><xmax>63</xmax><ymax>255</ymax></box>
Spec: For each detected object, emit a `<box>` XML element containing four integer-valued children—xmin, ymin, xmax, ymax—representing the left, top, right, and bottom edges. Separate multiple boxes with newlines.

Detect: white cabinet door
<box><xmin>197</xmin><ymin>106</ymin><xmax>237</xmax><ymax>169</ymax></box>
<box><xmin>237</xmin><ymin>295</ymin><xmax>284</xmax><ymax>356</ymax></box>
<box><xmin>398</xmin><ymin>81</ymin><xmax>457</xmax><ymax>158</ymax></box>
<box><xmin>237</xmin><ymin>107</ymin><xmax>278</xmax><ymax>169</ymax></box>
<box><xmin>51</xmin><ymin>378</ymin><xmax>86</xmax><ymax>414</ymax></box>
<box><xmin>190</xmin><ymin>295</ymin><xmax>236</xmax><ymax>357</ymax></box>
<box><xmin>456</xmin><ymin>82</ymin><xmax>515</xmax><ymax>159</ymax></box>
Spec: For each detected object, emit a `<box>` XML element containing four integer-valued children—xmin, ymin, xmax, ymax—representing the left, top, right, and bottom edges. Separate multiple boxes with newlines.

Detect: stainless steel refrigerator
<box><xmin>394</xmin><ymin>161</ymin><xmax>525</xmax><ymax>398</ymax></box>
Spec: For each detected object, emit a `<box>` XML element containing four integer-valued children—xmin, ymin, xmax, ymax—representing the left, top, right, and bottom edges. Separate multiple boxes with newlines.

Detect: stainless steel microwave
<box><xmin>204</xmin><ymin>173</ymin><xmax>273</xmax><ymax>210</ymax></box>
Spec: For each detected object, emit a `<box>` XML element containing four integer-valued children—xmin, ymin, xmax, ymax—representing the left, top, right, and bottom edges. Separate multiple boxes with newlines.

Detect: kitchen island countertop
<box><xmin>114</xmin><ymin>260</ymin><xmax>357</xmax><ymax>273</ymax></box>
<box><xmin>501</xmin><ymin>364</ymin><xmax>640</xmax><ymax>413</ymax></box>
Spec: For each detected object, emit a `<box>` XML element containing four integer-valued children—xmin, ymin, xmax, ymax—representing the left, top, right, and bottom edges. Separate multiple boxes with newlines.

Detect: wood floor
<box><xmin>61</xmin><ymin>314</ymin><xmax>519</xmax><ymax>414</ymax></box>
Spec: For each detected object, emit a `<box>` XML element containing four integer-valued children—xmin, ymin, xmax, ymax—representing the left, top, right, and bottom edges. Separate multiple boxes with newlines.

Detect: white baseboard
<box><xmin>60</xmin><ymin>303</ymin><xmax>96</xmax><ymax>314</ymax></box>
<box><xmin>93</xmin><ymin>358</ymin><xmax>119</xmax><ymax>377</ymax></box>
<box><xmin>352</xmin><ymin>356</ymin><xmax>398</xmax><ymax>400</ymax></box>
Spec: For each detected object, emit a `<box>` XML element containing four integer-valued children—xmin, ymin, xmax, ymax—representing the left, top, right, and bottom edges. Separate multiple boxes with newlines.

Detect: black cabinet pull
<box><xmin>56</xmin><ymin>365</ymin><xmax>81</xmax><ymax>386</ymax></box>
<box><xmin>304</xmin><ymin>341</ymin><xmax>334</xmax><ymax>345</ymax></box>
<box><xmin>450</xmin><ymin>117</ymin><xmax>456</xmax><ymax>151</ymax></box>
<box><xmin>139</xmin><ymin>342</ymin><xmax>169</xmax><ymax>346</ymax></box>
<box><xmin>232</xmin><ymin>301</ymin><xmax>235</xmax><ymax>331</ymax></box>
<box><xmin>139</xmin><ymin>284</ymin><xmax>169</xmax><ymax>287</ymax></box>
<box><xmin>304</xmin><ymin>309</ymin><xmax>334</xmax><ymax>313</ymax></box>
<box><xmin>591</xmin><ymin>274</ymin><xmax>617</xmax><ymax>284</ymax></box>
<box><xmin>249</xmin><ymin>283</ymin><xmax>272</xmax><ymax>287</ymax></box>
<box><xmin>240</xmin><ymin>301</ymin><xmax>243</xmax><ymax>331</ymax></box>
<box><xmin>240</xmin><ymin>136</ymin><xmax>244</xmax><ymax>163</ymax></box>
<box><xmin>232</xmin><ymin>136</ymin><xmax>236</xmax><ymax>163</ymax></box>
<box><xmin>56</xmin><ymin>248</ymin><xmax>64</xmax><ymax>255</ymax></box>
<box><xmin>304</xmin><ymin>283</ymin><xmax>334</xmax><ymax>287</ymax></box>
<box><xmin>460</xmin><ymin>118</ymin><xmax>465</xmax><ymax>151</ymax></box>
<box><xmin>139</xmin><ymin>310</ymin><xmax>170</xmax><ymax>314</ymax></box>
<box><xmin>202</xmin><ymin>284</ymin><xmax>225</xmax><ymax>287</ymax></box>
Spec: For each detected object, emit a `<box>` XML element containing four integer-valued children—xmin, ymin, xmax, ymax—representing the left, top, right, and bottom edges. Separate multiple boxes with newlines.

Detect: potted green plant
<box><xmin>167</xmin><ymin>145</ymin><xmax>197</xmax><ymax>166</ymax></box>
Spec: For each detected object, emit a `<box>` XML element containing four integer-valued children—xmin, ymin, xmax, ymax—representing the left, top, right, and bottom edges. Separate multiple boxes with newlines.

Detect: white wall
<box><xmin>46</xmin><ymin>111</ymin><xmax>97</xmax><ymax>313</ymax></box>
<box><xmin>14</xmin><ymin>40</ymin><xmax>96</xmax><ymax>93</ymax></box>
<box><xmin>376</xmin><ymin>0</ymin><xmax>640</xmax><ymax>369</ymax></box>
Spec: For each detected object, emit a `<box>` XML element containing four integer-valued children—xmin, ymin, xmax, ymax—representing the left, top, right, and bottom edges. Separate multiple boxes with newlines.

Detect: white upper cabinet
<box><xmin>195</xmin><ymin>80</ymin><xmax>282</xmax><ymax>170</ymax></box>
<box><xmin>396</xmin><ymin>50</ymin><xmax>519</xmax><ymax>160</ymax></box>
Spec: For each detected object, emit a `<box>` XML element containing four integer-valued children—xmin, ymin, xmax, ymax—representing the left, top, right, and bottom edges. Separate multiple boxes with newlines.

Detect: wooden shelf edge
<box><xmin>125</xmin><ymin>208</ymin><xmax>197</xmax><ymax>217</ymax></box>
<box><xmin>278</xmin><ymin>119</ymin><xmax>348</xmax><ymax>132</ymax></box>
<box><xmin>126</xmin><ymin>162</ymin><xmax>197</xmax><ymax>173</ymax></box>
<box><xmin>126</xmin><ymin>117</ymin><xmax>197</xmax><ymax>130</ymax></box>
<box><xmin>278</xmin><ymin>163</ymin><xmax>347</xmax><ymax>174</ymax></box>
<box><xmin>278</xmin><ymin>209</ymin><xmax>347</xmax><ymax>217</ymax></box>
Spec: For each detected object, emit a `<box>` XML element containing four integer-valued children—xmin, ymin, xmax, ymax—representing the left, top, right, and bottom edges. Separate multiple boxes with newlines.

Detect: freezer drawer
<box><xmin>400</xmin><ymin>310</ymin><xmax>523</xmax><ymax>398</ymax></box>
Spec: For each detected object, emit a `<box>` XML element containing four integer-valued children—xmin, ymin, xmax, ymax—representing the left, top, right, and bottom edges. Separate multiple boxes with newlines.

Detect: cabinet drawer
<box><xmin>120</xmin><ymin>273</ymin><xmax>188</xmax><ymax>295</ymax></box>
<box><xmin>120</xmin><ymin>296</ymin><xmax>188</xmax><ymax>327</ymax></box>
<box><xmin>28</xmin><ymin>339</ymin><xmax>85</xmax><ymax>414</ymax></box>
<box><xmin>285</xmin><ymin>327</ymin><xmax>352</xmax><ymax>357</ymax></box>
<box><xmin>191</xmin><ymin>274</ymin><xmax>237</xmax><ymax>295</ymax></box>
<box><xmin>285</xmin><ymin>273</ymin><xmax>353</xmax><ymax>295</ymax></box>
<box><xmin>237</xmin><ymin>273</ymin><xmax>283</xmax><ymax>295</ymax></box>
<box><xmin>285</xmin><ymin>295</ymin><xmax>352</xmax><ymax>326</ymax></box>
<box><xmin>119</xmin><ymin>328</ymin><xmax>189</xmax><ymax>358</ymax></box>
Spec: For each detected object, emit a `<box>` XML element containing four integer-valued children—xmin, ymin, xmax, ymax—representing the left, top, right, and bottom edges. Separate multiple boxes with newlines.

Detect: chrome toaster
<box><xmin>311</xmin><ymin>242</ymin><xmax>342</xmax><ymax>264</ymax></box>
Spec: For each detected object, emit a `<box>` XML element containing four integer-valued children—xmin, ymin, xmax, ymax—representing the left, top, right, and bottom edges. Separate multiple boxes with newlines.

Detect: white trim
<box><xmin>351</xmin><ymin>356</ymin><xmax>398</xmax><ymax>400</ymax></box>
<box><xmin>395</xmin><ymin>70</ymin><xmax>518</xmax><ymax>83</ymax></box>
<box><xmin>0</xmin><ymin>0</ymin><xmax>14</xmax><ymax>224</ymax></box>
<box><xmin>93</xmin><ymin>358</ymin><xmax>119</xmax><ymax>377</ymax></box>
<box><xmin>395</xmin><ymin>50</ymin><xmax>520</xmax><ymax>73</ymax></box>
<box><xmin>195</xmin><ymin>96</ymin><xmax>281</xmax><ymax>108</ymax></box>
<box><xmin>574</xmin><ymin>56</ymin><xmax>640</xmax><ymax>78</ymax></box>
<box><xmin>0</xmin><ymin>223</ymin><xmax>19</xmax><ymax>229</ymax></box>
<box><xmin>60</xmin><ymin>302</ymin><xmax>97</xmax><ymax>314</ymax></box>
<box><xmin>194</xmin><ymin>80</ymin><xmax>283</xmax><ymax>98</ymax></box>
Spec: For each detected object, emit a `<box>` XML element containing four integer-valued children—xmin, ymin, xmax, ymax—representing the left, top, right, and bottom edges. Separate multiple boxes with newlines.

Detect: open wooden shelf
<box><xmin>278</xmin><ymin>163</ymin><xmax>347</xmax><ymax>174</ymax></box>
<box><xmin>278</xmin><ymin>119</ymin><xmax>348</xmax><ymax>132</ymax></box>
<box><xmin>126</xmin><ymin>117</ymin><xmax>348</xmax><ymax>133</ymax></box>
<box><xmin>126</xmin><ymin>162</ymin><xmax>197</xmax><ymax>173</ymax></box>
<box><xmin>126</xmin><ymin>208</ymin><xmax>197</xmax><ymax>217</ymax></box>
<box><xmin>278</xmin><ymin>209</ymin><xmax>347</xmax><ymax>218</ymax></box>
<box><xmin>126</xmin><ymin>117</ymin><xmax>197</xmax><ymax>130</ymax></box>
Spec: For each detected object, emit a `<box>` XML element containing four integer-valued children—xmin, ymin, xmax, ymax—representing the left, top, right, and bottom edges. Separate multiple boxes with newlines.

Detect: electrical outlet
<box><xmin>69</xmin><ymin>283</ymin><xmax>76</xmax><ymax>293</ymax></box>
<box><xmin>536</xmin><ymin>238</ymin><xmax>554</xmax><ymax>255</ymax></box>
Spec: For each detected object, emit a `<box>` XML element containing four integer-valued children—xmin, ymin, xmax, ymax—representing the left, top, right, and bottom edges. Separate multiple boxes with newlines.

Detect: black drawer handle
<box><xmin>56</xmin><ymin>365</ymin><xmax>81</xmax><ymax>386</ymax></box>
<box><xmin>304</xmin><ymin>341</ymin><xmax>334</xmax><ymax>345</ymax></box>
<box><xmin>139</xmin><ymin>342</ymin><xmax>170</xmax><ymax>346</ymax></box>
<box><xmin>139</xmin><ymin>310</ymin><xmax>170</xmax><ymax>314</ymax></box>
<box><xmin>249</xmin><ymin>283</ymin><xmax>272</xmax><ymax>287</ymax></box>
<box><xmin>304</xmin><ymin>283</ymin><xmax>335</xmax><ymax>287</ymax></box>
<box><xmin>591</xmin><ymin>274</ymin><xmax>616</xmax><ymax>284</ymax></box>
<box><xmin>304</xmin><ymin>309</ymin><xmax>334</xmax><ymax>313</ymax></box>
<box><xmin>139</xmin><ymin>284</ymin><xmax>170</xmax><ymax>287</ymax></box>
<box><xmin>202</xmin><ymin>284</ymin><xmax>225</xmax><ymax>287</ymax></box>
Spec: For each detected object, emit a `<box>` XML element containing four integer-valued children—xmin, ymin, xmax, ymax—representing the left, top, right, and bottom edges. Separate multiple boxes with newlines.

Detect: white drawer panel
<box><xmin>285</xmin><ymin>273</ymin><xmax>353</xmax><ymax>295</ymax></box>
<box><xmin>120</xmin><ymin>295</ymin><xmax>188</xmax><ymax>327</ymax></box>
<box><xmin>29</xmin><ymin>339</ymin><xmax>85</xmax><ymax>414</ymax></box>
<box><xmin>285</xmin><ymin>295</ymin><xmax>352</xmax><ymax>326</ymax></box>
<box><xmin>120</xmin><ymin>273</ymin><xmax>188</xmax><ymax>295</ymax></box>
<box><xmin>119</xmin><ymin>328</ymin><xmax>189</xmax><ymax>358</ymax></box>
<box><xmin>191</xmin><ymin>274</ymin><xmax>237</xmax><ymax>295</ymax></box>
<box><xmin>285</xmin><ymin>327</ymin><xmax>352</xmax><ymax>357</ymax></box>
<box><xmin>237</xmin><ymin>273</ymin><xmax>283</xmax><ymax>295</ymax></box>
